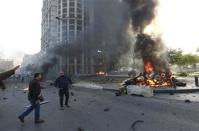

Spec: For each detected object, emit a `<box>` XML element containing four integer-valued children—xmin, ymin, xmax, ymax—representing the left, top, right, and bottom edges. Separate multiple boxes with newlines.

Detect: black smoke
<box><xmin>126</xmin><ymin>0</ymin><xmax>157</xmax><ymax>33</ymax></box>
<box><xmin>24</xmin><ymin>0</ymin><xmax>167</xmax><ymax>75</ymax></box>
<box><xmin>126</xmin><ymin>0</ymin><xmax>169</xmax><ymax>73</ymax></box>
<box><xmin>134</xmin><ymin>34</ymin><xmax>169</xmax><ymax>72</ymax></box>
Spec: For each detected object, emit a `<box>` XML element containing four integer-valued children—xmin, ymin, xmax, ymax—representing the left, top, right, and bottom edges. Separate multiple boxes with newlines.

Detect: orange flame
<box><xmin>144</xmin><ymin>61</ymin><xmax>153</xmax><ymax>73</ymax></box>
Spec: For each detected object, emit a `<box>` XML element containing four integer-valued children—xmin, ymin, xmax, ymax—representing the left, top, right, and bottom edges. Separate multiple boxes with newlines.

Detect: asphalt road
<box><xmin>1</xmin><ymin>82</ymin><xmax>199</xmax><ymax>131</ymax></box>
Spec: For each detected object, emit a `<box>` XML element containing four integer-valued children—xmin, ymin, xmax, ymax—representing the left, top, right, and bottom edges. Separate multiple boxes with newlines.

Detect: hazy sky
<box><xmin>146</xmin><ymin>0</ymin><xmax>199</xmax><ymax>53</ymax></box>
<box><xmin>0</xmin><ymin>0</ymin><xmax>42</xmax><ymax>63</ymax></box>
<box><xmin>0</xmin><ymin>0</ymin><xmax>198</xmax><ymax>65</ymax></box>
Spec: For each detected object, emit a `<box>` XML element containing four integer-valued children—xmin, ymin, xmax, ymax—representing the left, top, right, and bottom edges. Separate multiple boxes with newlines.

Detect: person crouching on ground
<box><xmin>18</xmin><ymin>73</ymin><xmax>44</xmax><ymax>124</ymax></box>
<box><xmin>54</xmin><ymin>71</ymin><xmax>72</xmax><ymax>110</ymax></box>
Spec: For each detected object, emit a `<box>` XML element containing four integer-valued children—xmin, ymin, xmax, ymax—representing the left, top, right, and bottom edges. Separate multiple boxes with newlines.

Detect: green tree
<box><xmin>168</xmin><ymin>49</ymin><xmax>199</xmax><ymax>66</ymax></box>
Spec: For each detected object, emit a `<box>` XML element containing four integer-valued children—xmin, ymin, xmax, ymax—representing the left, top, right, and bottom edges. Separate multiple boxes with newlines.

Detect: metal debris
<box><xmin>130</xmin><ymin>120</ymin><xmax>144</xmax><ymax>131</ymax></box>
<box><xmin>185</xmin><ymin>99</ymin><xmax>191</xmax><ymax>103</ymax></box>
<box><xmin>141</xmin><ymin>113</ymin><xmax>145</xmax><ymax>116</ymax></box>
<box><xmin>115</xmin><ymin>91</ymin><xmax>121</xmax><ymax>96</ymax></box>
<box><xmin>3</xmin><ymin>97</ymin><xmax>8</xmax><ymax>100</ymax></box>
<box><xmin>77</xmin><ymin>127</ymin><xmax>84</xmax><ymax>131</ymax></box>
<box><xmin>104</xmin><ymin>108</ymin><xmax>110</xmax><ymax>112</ymax></box>
<box><xmin>70</xmin><ymin>92</ymin><xmax>74</xmax><ymax>96</ymax></box>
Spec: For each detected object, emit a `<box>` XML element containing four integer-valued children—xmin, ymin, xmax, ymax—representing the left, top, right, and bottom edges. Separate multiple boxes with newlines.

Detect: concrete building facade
<box><xmin>57</xmin><ymin>0</ymin><xmax>85</xmax><ymax>43</ymax></box>
<box><xmin>41</xmin><ymin>0</ymin><xmax>58</xmax><ymax>54</ymax></box>
<box><xmin>41</xmin><ymin>0</ymin><xmax>86</xmax><ymax>53</ymax></box>
<box><xmin>41</xmin><ymin>0</ymin><xmax>95</xmax><ymax>75</ymax></box>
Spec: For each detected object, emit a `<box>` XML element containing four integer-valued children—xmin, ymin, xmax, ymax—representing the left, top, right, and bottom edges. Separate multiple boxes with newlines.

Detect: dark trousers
<box><xmin>59</xmin><ymin>89</ymin><xmax>69</xmax><ymax>107</ymax></box>
<box><xmin>19</xmin><ymin>100</ymin><xmax>40</xmax><ymax>121</ymax></box>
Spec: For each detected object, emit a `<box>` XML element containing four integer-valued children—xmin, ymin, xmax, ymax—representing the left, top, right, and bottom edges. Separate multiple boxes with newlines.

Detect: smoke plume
<box><xmin>24</xmin><ymin>0</ymin><xmax>169</xmax><ymax>75</ymax></box>
<box><xmin>126</xmin><ymin>0</ymin><xmax>169</xmax><ymax>73</ymax></box>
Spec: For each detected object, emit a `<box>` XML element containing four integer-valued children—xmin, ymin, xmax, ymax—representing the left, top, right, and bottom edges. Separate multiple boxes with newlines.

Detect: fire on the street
<box><xmin>96</xmin><ymin>71</ymin><xmax>107</xmax><ymax>76</ymax></box>
<box><xmin>124</xmin><ymin>60</ymin><xmax>173</xmax><ymax>88</ymax></box>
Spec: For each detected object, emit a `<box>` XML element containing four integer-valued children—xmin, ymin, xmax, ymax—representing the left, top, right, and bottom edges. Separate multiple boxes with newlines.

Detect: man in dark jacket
<box><xmin>55</xmin><ymin>71</ymin><xmax>72</xmax><ymax>110</ymax></box>
<box><xmin>18</xmin><ymin>73</ymin><xmax>44</xmax><ymax>124</ymax></box>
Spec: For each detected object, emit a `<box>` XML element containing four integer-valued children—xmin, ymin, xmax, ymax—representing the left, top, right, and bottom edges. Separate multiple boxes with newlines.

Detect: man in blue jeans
<box><xmin>18</xmin><ymin>73</ymin><xmax>44</xmax><ymax>124</ymax></box>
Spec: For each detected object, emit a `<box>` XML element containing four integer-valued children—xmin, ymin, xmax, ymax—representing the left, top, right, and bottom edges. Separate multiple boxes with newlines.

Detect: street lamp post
<box><xmin>56</xmin><ymin>16</ymin><xmax>69</xmax><ymax>73</ymax></box>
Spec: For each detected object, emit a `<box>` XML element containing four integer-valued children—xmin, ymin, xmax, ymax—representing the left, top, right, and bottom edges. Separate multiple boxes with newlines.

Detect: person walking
<box><xmin>18</xmin><ymin>73</ymin><xmax>44</xmax><ymax>124</ymax></box>
<box><xmin>54</xmin><ymin>71</ymin><xmax>72</xmax><ymax>110</ymax></box>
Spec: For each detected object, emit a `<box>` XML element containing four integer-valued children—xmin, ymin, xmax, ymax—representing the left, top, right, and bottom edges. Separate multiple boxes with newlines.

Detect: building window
<box><xmin>77</xmin><ymin>20</ymin><xmax>82</xmax><ymax>25</ymax></box>
<box><xmin>69</xmin><ymin>19</ymin><xmax>75</xmax><ymax>24</ymax></box>
<box><xmin>77</xmin><ymin>14</ymin><xmax>82</xmax><ymax>19</ymax></box>
<box><xmin>62</xmin><ymin>25</ymin><xmax>67</xmax><ymax>31</ymax></box>
<box><xmin>62</xmin><ymin>3</ymin><xmax>67</xmax><ymax>7</ymax></box>
<box><xmin>69</xmin><ymin>25</ymin><xmax>75</xmax><ymax>30</ymax></box>
<box><xmin>58</xmin><ymin>10</ymin><xmax>61</xmax><ymax>14</ymax></box>
<box><xmin>63</xmin><ymin>8</ymin><xmax>67</xmax><ymax>13</ymax></box>
<box><xmin>69</xmin><ymin>13</ymin><xmax>75</xmax><ymax>18</ymax></box>
<box><xmin>77</xmin><ymin>25</ymin><xmax>82</xmax><ymax>30</ymax></box>
<box><xmin>69</xmin><ymin>2</ymin><xmax>75</xmax><ymax>7</ymax></box>
<box><xmin>77</xmin><ymin>8</ymin><xmax>81</xmax><ymax>13</ymax></box>
<box><xmin>62</xmin><ymin>14</ymin><xmax>67</xmax><ymax>18</ymax></box>
<box><xmin>77</xmin><ymin>3</ymin><xmax>81</xmax><ymax>8</ymax></box>
<box><xmin>69</xmin><ymin>8</ymin><xmax>75</xmax><ymax>12</ymax></box>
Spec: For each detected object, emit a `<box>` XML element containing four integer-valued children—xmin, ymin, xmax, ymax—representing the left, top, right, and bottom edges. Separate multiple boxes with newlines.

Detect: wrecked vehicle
<box><xmin>117</xmin><ymin>71</ymin><xmax>186</xmax><ymax>97</ymax></box>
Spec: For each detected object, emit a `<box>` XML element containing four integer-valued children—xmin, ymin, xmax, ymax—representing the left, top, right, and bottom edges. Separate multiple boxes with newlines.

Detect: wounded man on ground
<box><xmin>0</xmin><ymin>65</ymin><xmax>20</xmax><ymax>90</ymax></box>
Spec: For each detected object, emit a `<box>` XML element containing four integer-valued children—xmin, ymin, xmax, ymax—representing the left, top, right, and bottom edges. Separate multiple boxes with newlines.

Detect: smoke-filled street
<box><xmin>0</xmin><ymin>0</ymin><xmax>199</xmax><ymax>131</ymax></box>
<box><xmin>1</xmin><ymin>82</ymin><xmax>199</xmax><ymax>131</ymax></box>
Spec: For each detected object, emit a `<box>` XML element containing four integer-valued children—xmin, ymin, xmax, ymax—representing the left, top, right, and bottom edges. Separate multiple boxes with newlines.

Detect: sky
<box><xmin>0</xmin><ymin>0</ymin><xmax>42</xmax><ymax>64</ymax></box>
<box><xmin>0</xmin><ymin>0</ymin><xmax>199</xmax><ymax>65</ymax></box>
<box><xmin>146</xmin><ymin>0</ymin><xmax>199</xmax><ymax>54</ymax></box>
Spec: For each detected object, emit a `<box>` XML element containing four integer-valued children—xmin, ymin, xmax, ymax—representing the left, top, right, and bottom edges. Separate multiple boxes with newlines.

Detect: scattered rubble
<box><xmin>184</xmin><ymin>99</ymin><xmax>191</xmax><ymax>103</ymax></box>
<box><xmin>70</xmin><ymin>92</ymin><xmax>74</xmax><ymax>96</ymax></box>
<box><xmin>77</xmin><ymin>127</ymin><xmax>84</xmax><ymax>131</ymax></box>
<box><xmin>115</xmin><ymin>91</ymin><xmax>121</xmax><ymax>96</ymax></box>
<box><xmin>141</xmin><ymin>113</ymin><xmax>145</xmax><ymax>116</ymax></box>
<box><xmin>104</xmin><ymin>108</ymin><xmax>110</xmax><ymax>112</ymax></box>
<box><xmin>130</xmin><ymin>120</ymin><xmax>144</xmax><ymax>131</ymax></box>
<box><xmin>49</xmin><ymin>82</ymin><xmax>54</xmax><ymax>86</ymax></box>
<box><xmin>3</xmin><ymin>97</ymin><xmax>8</xmax><ymax>100</ymax></box>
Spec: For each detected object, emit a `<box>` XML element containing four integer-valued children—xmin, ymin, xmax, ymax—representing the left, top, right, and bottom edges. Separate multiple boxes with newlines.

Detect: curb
<box><xmin>153</xmin><ymin>88</ymin><xmax>199</xmax><ymax>94</ymax></box>
<box><xmin>102</xmin><ymin>87</ymin><xmax>199</xmax><ymax>94</ymax></box>
<box><xmin>102</xmin><ymin>88</ymin><xmax>119</xmax><ymax>92</ymax></box>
